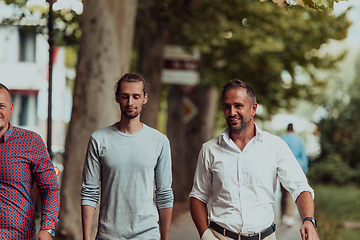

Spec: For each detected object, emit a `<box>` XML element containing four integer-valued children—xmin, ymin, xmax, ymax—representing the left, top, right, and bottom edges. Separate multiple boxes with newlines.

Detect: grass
<box><xmin>313</xmin><ymin>185</ymin><xmax>360</xmax><ymax>240</ymax></box>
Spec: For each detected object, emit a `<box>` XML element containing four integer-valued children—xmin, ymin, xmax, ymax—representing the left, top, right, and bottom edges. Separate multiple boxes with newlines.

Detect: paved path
<box><xmin>169</xmin><ymin>183</ymin><xmax>302</xmax><ymax>240</ymax></box>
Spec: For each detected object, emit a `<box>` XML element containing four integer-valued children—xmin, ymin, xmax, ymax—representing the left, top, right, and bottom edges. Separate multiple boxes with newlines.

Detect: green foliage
<box><xmin>53</xmin><ymin>10</ymin><xmax>81</xmax><ymax>46</ymax></box>
<box><xmin>0</xmin><ymin>0</ymin><xmax>81</xmax><ymax>47</ymax></box>
<box><xmin>3</xmin><ymin>0</ymin><xmax>26</xmax><ymax>7</ymax></box>
<box><xmin>64</xmin><ymin>45</ymin><xmax>78</xmax><ymax>69</ymax></box>
<box><xmin>307</xmin><ymin>153</ymin><xmax>360</xmax><ymax>185</ymax></box>
<box><xmin>134</xmin><ymin>0</ymin><xmax>351</xmax><ymax>121</ymax></box>
<box><xmin>174</xmin><ymin>0</ymin><xmax>350</xmax><ymax>115</ymax></box>
<box><xmin>313</xmin><ymin>185</ymin><xmax>360</xmax><ymax>240</ymax></box>
<box><xmin>312</xmin><ymin>0</ymin><xmax>344</xmax><ymax>9</ymax></box>
<box><xmin>311</xmin><ymin>55</ymin><xmax>360</xmax><ymax>185</ymax></box>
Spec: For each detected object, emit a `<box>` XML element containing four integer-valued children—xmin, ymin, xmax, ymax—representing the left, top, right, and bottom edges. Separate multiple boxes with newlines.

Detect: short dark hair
<box><xmin>287</xmin><ymin>123</ymin><xmax>294</xmax><ymax>131</ymax></box>
<box><xmin>115</xmin><ymin>73</ymin><xmax>147</xmax><ymax>96</ymax></box>
<box><xmin>0</xmin><ymin>83</ymin><xmax>10</xmax><ymax>93</ymax></box>
<box><xmin>222</xmin><ymin>79</ymin><xmax>256</xmax><ymax>104</ymax></box>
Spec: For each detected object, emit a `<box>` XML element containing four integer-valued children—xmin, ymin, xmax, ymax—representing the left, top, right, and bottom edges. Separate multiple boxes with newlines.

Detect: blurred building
<box><xmin>0</xmin><ymin>23</ymin><xmax>71</xmax><ymax>154</ymax></box>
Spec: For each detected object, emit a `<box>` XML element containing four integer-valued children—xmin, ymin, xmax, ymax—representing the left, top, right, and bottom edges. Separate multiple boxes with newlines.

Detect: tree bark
<box><xmin>166</xmin><ymin>85</ymin><xmax>186</xmax><ymax>202</ymax></box>
<box><xmin>138</xmin><ymin>30</ymin><xmax>167</xmax><ymax>129</ymax></box>
<box><xmin>55</xmin><ymin>1</ymin><xmax>137</xmax><ymax>239</ymax></box>
<box><xmin>137</xmin><ymin>0</ymin><xmax>169</xmax><ymax>129</ymax></box>
<box><xmin>184</xmin><ymin>86</ymin><xmax>218</xmax><ymax>195</ymax></box>
<box><xmin>167</xmin><ymin>85</ymin><xmax>218</xmax><ymax>202</ymax></box>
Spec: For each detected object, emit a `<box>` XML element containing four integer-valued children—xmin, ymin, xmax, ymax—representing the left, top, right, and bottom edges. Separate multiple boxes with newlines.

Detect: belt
<box><xmin>210</xmin><ymin>221</ymin><xmax>276</xmax><ymax>240</ymax></box>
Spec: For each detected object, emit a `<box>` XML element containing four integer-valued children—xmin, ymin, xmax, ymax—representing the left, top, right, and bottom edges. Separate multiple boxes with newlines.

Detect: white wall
<box><xmin>0</xmin><ymin>25</ymin><xmax>71</xmax><ymax>150</ymax></box>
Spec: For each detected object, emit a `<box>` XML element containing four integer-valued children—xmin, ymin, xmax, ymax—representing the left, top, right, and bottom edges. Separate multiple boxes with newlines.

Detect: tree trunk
<box><xmin>184</xmin><ymin>86</ymin><xmax>218</xmax><ymax>195</ymax></box>
<box><xmin>55</xmin><ymin>1</ymin><xmax>137</xmax><ymax>239</ymax></box>
<box><xmin>166</xmin><ymin>85</ymin><xmax>186</xmax><ymax>202</ymax></box>
<box><xmin>167</xmin><ymin>85</ymin><xmax>219</xmax><ymax>202</ymax></box>
<box><xmin>137</xmin><ymin>0</ymin><xmax>169</xmax><ymax>129</ymax></box>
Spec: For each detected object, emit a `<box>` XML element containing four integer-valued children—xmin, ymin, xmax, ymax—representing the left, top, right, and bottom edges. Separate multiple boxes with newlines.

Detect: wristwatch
<box><xmin>302</xmin><ymin>217</ymin><xmax>317</xmax><ymax>228</ymax></box>
<box><xmin>43</xmin><ymin>229</ymin><xmax>55</xmax><ymax>238</ymax></box>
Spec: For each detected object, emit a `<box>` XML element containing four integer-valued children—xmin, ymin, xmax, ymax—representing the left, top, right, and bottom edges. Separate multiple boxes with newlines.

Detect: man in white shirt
<box><xmin>189</xmin><ymin>79</ymin><xmax>319</xmax><ymax>240</ymax></box>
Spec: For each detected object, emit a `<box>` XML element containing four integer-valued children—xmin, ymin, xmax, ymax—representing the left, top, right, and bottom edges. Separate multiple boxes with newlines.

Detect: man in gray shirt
<box><xmin>81</xmin><ymin>73</ymin><xmax>174</xmax><ymax>240</ymax></box>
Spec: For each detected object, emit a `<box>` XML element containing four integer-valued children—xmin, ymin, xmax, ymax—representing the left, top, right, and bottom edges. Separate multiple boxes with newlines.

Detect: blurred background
<box><xmin>1</xmin><ymin>0</ymin><xmax>360</xmax><ymax>239</ymax></box>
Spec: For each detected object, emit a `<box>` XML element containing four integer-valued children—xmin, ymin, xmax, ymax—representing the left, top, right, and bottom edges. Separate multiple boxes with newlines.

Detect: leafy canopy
<box><xmin>307</xmin><ymin>55</ymin><xmax>360</xmax><ymax>186</ymax></box>
<box><xmin>169</xmin><ymin>0</ymin><xmax>351</xmax><ymax>115</ymax></box>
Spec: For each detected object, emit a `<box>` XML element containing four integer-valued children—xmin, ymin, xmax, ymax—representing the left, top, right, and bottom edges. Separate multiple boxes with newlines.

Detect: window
<box><xmin>18</xmin><ymin>28</ymin><xmax>36</xmax><ymax>62</ymax></box>
<box><xmin>9</xmin><ymin>91</ymin><xmax>38</xmax><ymax>126</ymax></box>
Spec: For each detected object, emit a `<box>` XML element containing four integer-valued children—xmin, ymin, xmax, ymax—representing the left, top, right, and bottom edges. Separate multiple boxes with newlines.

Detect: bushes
<box><xmin>307</xmin><ymin>154</ymin><xmax>360</xmax><ymax>185</ymax></box>
<box><xmin>310</xmin><ymin>83</ymin><xmax>360</xmax><ymax>186</ymax></box>
<box><xmin>314</xmin><ymin>185</ymin><xmax>360</xmax><ymax>240</ymax></box>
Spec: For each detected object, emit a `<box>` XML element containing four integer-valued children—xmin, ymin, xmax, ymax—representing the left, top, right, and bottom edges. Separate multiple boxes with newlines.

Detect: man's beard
<box><xmin>122</xmin><ymin>104</ymin><xmax>144</xmax><ymax>119</ymax></box>
<box><xmin>122</xmin><ymin>109</ymin><xmax>140</xmax><ymax>119</ymax></box>
<box><xmin>226</xmin><ymin>115</ymin><xmax>250</xmax><ymax>134</ymax></box>
<box><xmin>123</xmin><ymin>112</ymin><xmax>139</xmax><ymax>119</ymax></box>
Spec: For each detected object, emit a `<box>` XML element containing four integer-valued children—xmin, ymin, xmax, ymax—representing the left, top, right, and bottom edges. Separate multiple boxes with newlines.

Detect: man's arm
<box><xmin>295</xmin><ymin>191</ymin><xmax>319</xmax><ymax>240</ymax></box>
<box><xmin>158</xmin><ymin>207</ymin><xmax>173</xmax><ymax>240</ymax></box>
<box><xmin>154</xmin><ymin>137</ymin><xmax>174</xmax><ymax>240</ymax></box>
<box><xmin>82</xmin><ymin>205</ymin><xmax>96</xmax><ymax>240</ymax></box>
<box><xmin>190</xmin><ymin>197</ymin><xmax>209</xmax><ymax>237</ymax></box>
<box><xmin>31</xmin><ymin>134</ymin><xmax>60</xmax><ymax>236</ymax></box>
<box><xmin>81</xmin><ymin>136</ymin><xmax>101</xmax><ymax>240</ymax></box>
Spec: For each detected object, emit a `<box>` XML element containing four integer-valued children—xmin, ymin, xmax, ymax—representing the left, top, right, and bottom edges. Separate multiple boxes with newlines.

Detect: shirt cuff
<box><xmin>292</xmin><ymin>187</ymin><xmax>315</xmax><ymax>202</ymax></box>
<box><xmin>81</xmin><ymin>199</ymin><xmax>98</xmax><ymax>208</ymax></box>
<box><xmin>189</xmin><ymin>192</ymin><xmax>209</xmax><ymax>204</ymax></box>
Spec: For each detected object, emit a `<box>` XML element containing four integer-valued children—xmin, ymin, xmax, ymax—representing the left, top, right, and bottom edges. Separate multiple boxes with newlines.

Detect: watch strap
<box><xmin>43</xmin><ymin>229</ymin><xmax>55</xmax><ymax>238</ymax></box>
<box><xmin>302</xmin><ymin>217</ymin><xmax>317</xmax><ymax>228</ymax></box>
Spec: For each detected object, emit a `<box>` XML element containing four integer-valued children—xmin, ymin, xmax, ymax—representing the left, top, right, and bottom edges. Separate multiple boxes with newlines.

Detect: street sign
<box><xmin>183</xmin><ymin>96</ymin><xmax>198</xmax><ymax>123</ymax></box>
<box><xmin>161</xmin><ymin>45</ymin><xmax>200</xmax><ymax>85</ymax></box>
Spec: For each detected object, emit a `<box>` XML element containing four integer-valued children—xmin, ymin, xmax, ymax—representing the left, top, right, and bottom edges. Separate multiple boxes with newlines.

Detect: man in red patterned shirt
<box><xmin>0</xmin><ymin>83</ymin><xmax>60</xmax><ymax>240</ymax></box>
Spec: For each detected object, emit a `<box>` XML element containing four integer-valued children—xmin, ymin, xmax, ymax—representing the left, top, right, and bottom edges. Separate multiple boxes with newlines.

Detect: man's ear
<box><xmin>115</xmin><ymin>94</ymin><xmax>119</xmax><ymax>103</ymax></box>
<box><xmin>251</xmin><ymin>102</ymin><xmax>257</xmax><ymax>117</ymax></box>
<box><xmin>143</xmin><ymin>93</ymin><xmax>148</xmax><ymax>105</ymax></box>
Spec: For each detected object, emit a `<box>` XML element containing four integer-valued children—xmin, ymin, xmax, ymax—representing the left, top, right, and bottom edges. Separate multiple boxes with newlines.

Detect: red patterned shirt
<box><xmin>0</xmin><ymin>124</ymin><xmax>60</xmax><ymax>240</ymax></box>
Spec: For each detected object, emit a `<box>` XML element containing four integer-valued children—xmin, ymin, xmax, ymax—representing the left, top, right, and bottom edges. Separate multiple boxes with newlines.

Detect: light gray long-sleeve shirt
<box><xmin>81</xmin><ymin>123</ymin><xmax>174</xmax><ymax>240</ymax></box>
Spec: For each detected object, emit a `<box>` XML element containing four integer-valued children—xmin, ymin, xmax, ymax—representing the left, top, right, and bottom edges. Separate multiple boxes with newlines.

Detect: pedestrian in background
<box><xmin>189</xmin><ymin>79</ymin><xmax>318</xmax><ymax>240</ymax></box>
<box><xmin>81</xmin><ymin>73</ymin><xmax>174</xmax><ymax>240</ymax></box>
<box><xmin>0</xmin><ymin>83</ymin><xmax>60</xmax><ymax>239</ymax></box>
<box><xmin>280</xmin><ymin>123</ymin><xmax>309</xmax><ymax>227</ymax></box>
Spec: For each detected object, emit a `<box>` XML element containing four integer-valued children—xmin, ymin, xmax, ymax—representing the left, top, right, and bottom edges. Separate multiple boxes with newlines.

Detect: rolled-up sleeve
<box><xmin>81</xmin><ymin>136</ymin><xmax>101</xmax><ymax>208</ymax></box>
<box><xmin>154</xmin><ymin>137</ymin><xmax>174</xmax><ymax>209</ymax></box>
<box><xmin>189</xmin><ymin>145</ymin><xmax>212</xmax><ymax>204</ymax></box>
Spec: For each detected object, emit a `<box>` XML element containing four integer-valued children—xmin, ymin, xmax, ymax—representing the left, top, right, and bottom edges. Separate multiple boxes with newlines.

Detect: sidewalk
<box><xmin>169</xmin><ymin>183</ymin><xmax>302</xmax><ymax>240</ymax></box>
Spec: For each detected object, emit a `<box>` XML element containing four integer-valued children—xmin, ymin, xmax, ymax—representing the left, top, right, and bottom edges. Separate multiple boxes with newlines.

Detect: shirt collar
<box><xmin>254</xmin><ymin>123</ymin><xmax>263</xmax><ymax>142</ymax></box>
<box><xmin>219</xmin><ymin>122</ymin><xmax>263</xmax><ymax>146</ymax></box>
<box><xmin>2</xmin><ymin>123</ymin><xmax>14</xmax><ymax>143</ymax></box>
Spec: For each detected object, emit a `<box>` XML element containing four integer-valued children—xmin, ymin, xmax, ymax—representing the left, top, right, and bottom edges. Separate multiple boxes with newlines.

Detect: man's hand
<box><xmin>35</xmin><ymin>230</ymin><xmax>52</xmax><ymax>240</ymax></box>
<box><xmin>300</xmin><ymin>221</ymin><xmax>319</xmax><ymax>240</ymax></box>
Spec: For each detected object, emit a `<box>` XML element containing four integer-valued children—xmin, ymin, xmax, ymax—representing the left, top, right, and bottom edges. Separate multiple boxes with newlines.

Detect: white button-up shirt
<box><xmin>190</xmin><ymin>124</ymin><xmax>314</xmax><ymax>233</ymax></box>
